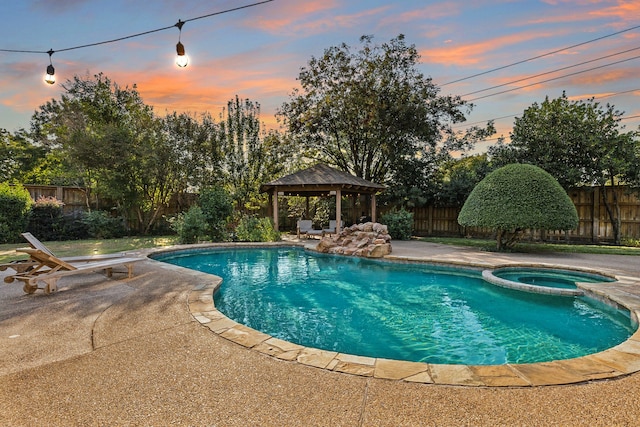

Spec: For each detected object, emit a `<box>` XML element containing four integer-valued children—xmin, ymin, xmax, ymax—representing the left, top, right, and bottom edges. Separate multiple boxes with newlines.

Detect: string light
<box><xmin>175</xmin><ymin>19</ymin><xmax>188</xmax><ymax>68</ymax></box>
<box><xmin>44</xmin><ymin>49</ymin><xmax>55</xmax><ymax>85</ymax></box>
<box><xmin>0</xmin><ymin>0</ymin><xmax>275</xmax><ymax>85</ymax></box>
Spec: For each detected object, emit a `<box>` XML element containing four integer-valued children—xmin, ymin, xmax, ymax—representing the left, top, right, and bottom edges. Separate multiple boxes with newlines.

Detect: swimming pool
<box><xmin>154</xmin><ymin>246</ymin><xmax>636</xmax><ymax>365</ymax></box>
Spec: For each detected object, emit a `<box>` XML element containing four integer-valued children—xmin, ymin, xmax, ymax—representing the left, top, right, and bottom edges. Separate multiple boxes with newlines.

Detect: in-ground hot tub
<box><xmin>483</xmin><ymin>266</ymin><xmax>616</xmax><ymax>296</ymax></box>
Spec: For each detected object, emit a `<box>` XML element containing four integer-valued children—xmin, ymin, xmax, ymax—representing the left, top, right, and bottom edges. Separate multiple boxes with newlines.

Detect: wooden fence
<box><xmin>23</xmin><ymin>185</ymin><xmax>640</xmax><ymax>243</ymax></box>
<box><xmin>24</xmin><ymin>185</ymin><xmax>89</xmax><ymax>216</ymax></box>
<box><xmin>402</xmin><ymin>186</ymin><xmax>640</xmax><ymax>244</ymax></box>
<box><xmin>22</xmin><ymin>185</ymin><xmax>192</xmax><ymax>230</ymax></box>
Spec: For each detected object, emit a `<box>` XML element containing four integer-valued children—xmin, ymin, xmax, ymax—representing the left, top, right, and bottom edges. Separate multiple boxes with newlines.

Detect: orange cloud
<box><xmin>527</xmin><ymin>0</ymin><xmax>639</xmax><ymax>25</ymax></box>
<box><xmin>380</xmin><ymin>3</ymin><xmax>460</xmax><ymax>25</ymax></box>
<box><xmin>421</xmin><ymin>31</ymin><xmax>555</xmax><ymax>66</ymax></box>
<box><xmin>588</xmin><ymin>0</ymin><xmax>640</xmax><ymax>21</ymax></box>
<box><xmin>250</xmin><ymin>0</ymin><xmax>390</xmax><ymax>37</ymax></box>
<box><xmin>251</xmin><ymin>0</ymin><xmax>339</xmax><ymax>33</ymax></box>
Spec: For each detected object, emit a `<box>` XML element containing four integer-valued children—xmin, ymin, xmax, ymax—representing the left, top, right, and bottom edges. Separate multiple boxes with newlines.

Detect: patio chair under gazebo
<box><xmin>260</xmin><ymin>163</ymin><xmax>386</xmax><ymax>234</ymax></box>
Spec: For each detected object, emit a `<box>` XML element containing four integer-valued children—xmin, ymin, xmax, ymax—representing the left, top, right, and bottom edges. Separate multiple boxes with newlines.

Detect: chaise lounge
<box><xmin>296</xmin><ymin>220</ymin><xmax>324</xmax><ymax>238</ymax></box>
<box><xmin>323</xmin><ymin>220</ymin><xmax>343</xmax><ymax>235</ymax></box>
<box><xmin>1</xmin><ymin>233</ymin><xmax>143</xmax><ymax>294</ymax></box>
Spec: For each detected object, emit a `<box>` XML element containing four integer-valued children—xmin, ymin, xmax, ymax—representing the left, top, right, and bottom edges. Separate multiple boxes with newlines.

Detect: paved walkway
<box><xmin>1</xmin><ymin>240</ymin><xmax>640</xmax><ymax>426</ymax></box>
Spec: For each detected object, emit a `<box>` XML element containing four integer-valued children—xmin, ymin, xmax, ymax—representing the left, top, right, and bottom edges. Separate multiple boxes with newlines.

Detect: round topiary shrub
<box><xmin>458</xmin><ymin>163</ymin><xmax>578</xmax><ymax>250</ymax></box>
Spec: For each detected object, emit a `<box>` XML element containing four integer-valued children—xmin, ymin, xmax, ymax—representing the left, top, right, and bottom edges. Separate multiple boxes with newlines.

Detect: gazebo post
<box><xmin>335</xmin><ymin>188</ymin><xmax>342</xmax><ymax>234</ymax></box>
<box><xmin>305</xmin><ymin>196</ymin><xmax>310</xmax><ymax>219</ymax></box>
<box><xmin>371</xmin><ymin>193</ymin><xmax>377</xmax><ymax>223</ymax></box>
<box><xmin>272</xmin><ymin>187</ymin><xmax>279</xmax><ymax>231</ymax></box>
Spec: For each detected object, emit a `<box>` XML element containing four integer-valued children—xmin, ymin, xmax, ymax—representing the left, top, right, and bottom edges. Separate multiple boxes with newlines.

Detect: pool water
<box><xmin>155</xmin><ymin>247</ymin><xmax>636</xmax><ymax>365</ymax></box>
<box><xmin>493</xmin><ymin>267</ymin><xmax>615</xmax><ymax>290</ymax></box>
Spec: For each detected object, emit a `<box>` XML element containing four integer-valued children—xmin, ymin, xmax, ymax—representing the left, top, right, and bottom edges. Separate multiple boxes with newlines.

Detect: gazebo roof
<box><xmin>260</xmin><ymin>163</ymin><xmax>385</xmax><ymax>196</ymax></box>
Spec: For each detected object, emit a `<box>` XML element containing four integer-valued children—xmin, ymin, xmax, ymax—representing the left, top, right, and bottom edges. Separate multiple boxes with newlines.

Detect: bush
<box><xmin>26</xmin><ymin>196</ymin><xmax>65</xmax><ymax>241</ymax></box>
<box><xmin>169</xmin><ymin>206</ymin><xmax>208</xmax><ymax>244</ymax></box>
<box><xmin>81</xmin><ymin>210</ymin><xmax>126</xmax><ymax>239</ymax></box>
<box><xmin>380</xmin><ymin>209</ymin><xmax>414</xmax><ymax>240</ymax></box>
<box><xmin>0</xmin><ymin>183</ymin><xmax>32</xmax><ymax>243</ymax></box>
<box><xmin>199</xmin><ymin>187</ymin><xmax>233</xmax><ymax>241</ymax></box>
<box><xmin>458</xmin><ymin>163</ymin><xmax>578</xmax><ymax>250</ymax></box>
<box><xmin>235</xmin><ymin>216</ymin><xmax>280</xmax><ymax>242</ymax></box>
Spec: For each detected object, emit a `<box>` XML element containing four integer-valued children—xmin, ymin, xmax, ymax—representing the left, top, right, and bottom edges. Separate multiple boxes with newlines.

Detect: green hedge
<box><xmin>380</xmin><ymin>208</ymin><xmax>414</xmax><ymax>240</ymax></box>
<box><xmin>0</xmin><ymin>183</ymin><xmax>32</xmax><ymax>243</ymax></box>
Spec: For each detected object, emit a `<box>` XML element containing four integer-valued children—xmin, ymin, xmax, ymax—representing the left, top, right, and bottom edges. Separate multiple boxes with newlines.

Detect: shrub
<box><xmin>0</xmin><ymin>183</ymin><xmax>33</xmax><ymax>243</ymax></box>
<box><xmin>235</xmin><ymin>215</ymin><xmax>280</xmax><ymax>242</ymax></box>
<box><xmin>380</xmin><ymin>209</ymin><xmax>414</xmax><ymax>240</ymax></box>
<box><xmin>199</xmin><ymin>187</ymin><xmax>233</xmax><ymax>241</ymax></box>
<box><xmin>169</xmin><ymin>206</ymin><xmax>208</xmax><ymax>244</ymax></box>
<box><xmin>26</xmin><ymin>196</ymin><xmax>65</xmax><ymax>241</ymax></box>
<box><xmin>82</xmin><ymin>210</ymin><xmax>126</xmax><ymax>239</ymax></box>
<box><xmin>458</xmin><ymin>163</ymin><xmax>578</xmax><ymax>250</ymax></box>
<box><xmin>312</xmin><ymin>198</ymin><xmax>331</xmax><ymax>230</ymax></box>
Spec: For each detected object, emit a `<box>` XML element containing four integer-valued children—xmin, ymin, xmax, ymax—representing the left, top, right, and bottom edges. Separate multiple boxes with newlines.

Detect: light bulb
<box><xmin>176</xmin><ymin>41</ymin><xmax>188</xmax><ymax>68</ymax></box>
<box><xmin>45</xmin><ymin>64</ymin><xmax>55</xmax><ymax>85</ymax></box>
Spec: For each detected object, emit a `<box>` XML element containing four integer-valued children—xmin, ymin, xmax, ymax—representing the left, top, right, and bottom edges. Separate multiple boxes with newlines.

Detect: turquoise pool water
<box><xmin>493</xmin><ymin>267</ymin><xmax>615</xmax><ymax>290</ymax></box>
<box><xmin>155</xmin><ymin>247</ymin><xmax>636</xmax><ymax>365</ymax></box>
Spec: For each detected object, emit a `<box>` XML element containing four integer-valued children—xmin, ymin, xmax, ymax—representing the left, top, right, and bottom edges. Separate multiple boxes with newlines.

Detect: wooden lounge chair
<box><xmin>10</xmin><ymin>247</ymin><xmax>143</xmax><ymax>294</ymax></box>
<box><xmin>1</xmin><ymin>232</ymin><xmax>127</xmax><ymax>283</ymax></box>
<box><xmin>296</xmin><ymin>219</ymin><xmax>324</xmax><ymax>238</ymax></box>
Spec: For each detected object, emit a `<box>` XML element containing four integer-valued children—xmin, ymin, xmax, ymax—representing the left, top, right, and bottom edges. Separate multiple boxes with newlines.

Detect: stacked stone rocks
<box><xmin>315</xmin><ymin>222</ymin><xmax>392</xmax><ymax>258</ymax></box>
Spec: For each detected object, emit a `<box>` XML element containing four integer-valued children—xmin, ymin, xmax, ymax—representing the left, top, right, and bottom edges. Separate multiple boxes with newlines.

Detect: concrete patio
<box><xmin>1</xmin><ymin>240</ymin><xmax>640</xmax><ymax>426</ymax></box>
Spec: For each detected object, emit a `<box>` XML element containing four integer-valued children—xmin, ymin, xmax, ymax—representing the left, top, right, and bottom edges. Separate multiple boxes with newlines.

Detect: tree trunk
<box><xmin>600</xmin><ymin>185</ymin><xmax>621</xmax><ymax>245</ymax></box>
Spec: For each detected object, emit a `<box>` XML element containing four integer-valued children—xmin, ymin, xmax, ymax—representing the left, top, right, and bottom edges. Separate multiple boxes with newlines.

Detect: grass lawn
<box><xmin>2</xmin><ymin>234</ymin><xmax>639</xmax><ymax>264</ymax></box>
<box><xmin>0</xmin><ymin>236</ymin><xmax>179</xmax><ymax>263</ymax></box>
<box><xmin>417</xmin><ymin>236</ymin><xmax>640</xmax><ymax>256</ymax></box>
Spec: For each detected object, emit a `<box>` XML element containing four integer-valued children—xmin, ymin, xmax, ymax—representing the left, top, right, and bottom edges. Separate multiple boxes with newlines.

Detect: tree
<box><xmin>0</xmin><ymin>129</ymin><xmax>47</xmax><ymax>183</ymax></box>
<box><xmin>436</xmin><ymin>154</ymin><xmax>493</xmax><ymax>207</ymax></box>
<box><xmin>198</xmin><ymin>187</ymin><xmax>233</xmax><ymax>241</ymax></box>
<box><xmin>162</xmin><ymin>111</ymin><xmax>222</xmax><ymax>189</ymax></box>
<box><xmin>218</xmin><ymin>96</ymin><xmax>294</xmax><ymax>214</ymax></box>
<box><xmin>489</xmin><ymin>93</ymin><xmax>640</xmax><ymax>244</ymax></box>
<box><xmin>279</xmin><ymin>35</ymin><xmax>492</xmax><ymax>189</ymax></box>
<box><xmin>458</xmin><ymin>164</ymin><xmax>578</xmax><ymax>250</ymax></box>
<box><xmin>30</xmin><ymin>73</ymin><xmax>192</xmax><ymax>233</ymax></box>
<box><xmin>0</xmin><ymin>182</ymin><xmax>32</xmax><ymax>243</ymax></box>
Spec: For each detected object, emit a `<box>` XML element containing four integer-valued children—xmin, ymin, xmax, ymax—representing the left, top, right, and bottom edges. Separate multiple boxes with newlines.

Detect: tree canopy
<box><xmin>279</xmin><ymin>34</ymin><xmax>493</xmax><ymax>193</ymax></box>
<box><xmin>458</xmin><ymin>163</ymin><xmax>578</xmax><ymax>250</ymax></box>
<box><xmin>23</xmin><ymin>73</ymin><xmax>290</xmax><ymax>234</ymax></box>
<box><xmin>489</xmin><ymin>92</ymin><xmax>640</xmax><ymax>244</ymax></box>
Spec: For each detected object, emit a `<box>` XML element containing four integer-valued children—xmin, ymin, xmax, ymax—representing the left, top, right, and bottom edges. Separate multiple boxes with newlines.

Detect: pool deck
<box><xmin>2</xmin><ymin>240</ymin><xmax>640</xmax><ymax>425</ymax></box>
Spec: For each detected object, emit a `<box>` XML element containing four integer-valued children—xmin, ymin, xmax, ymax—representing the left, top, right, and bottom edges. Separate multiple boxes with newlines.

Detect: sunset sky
<box><xmin>1</xmin><ymin>0</ymin><xmax>638</xmax><ymax>153</ymax></box>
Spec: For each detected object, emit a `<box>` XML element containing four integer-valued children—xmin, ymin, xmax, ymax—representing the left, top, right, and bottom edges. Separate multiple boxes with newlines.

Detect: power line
<box><xmin>467</xmin><ymin>54</ymin><xmax>640</xmax><ymax>102</ymax></box>
<box><xmin>461</xmin><ymin>45</ymin><xmax>640</xmax><ymax>98</ymax></box>
<box><xmin>440</xmin><ymin>23</ymin><xmax>640</xmax><ymax>86</ymax></box>
<box><xmin>451</xmin><ymin>88</ymin><xmax>640</xmax><ymax>129</ymax></box>
<box><xmin>0</xmin><ymin>0</ymin><xmax>274</xmax><ymax>55</ymax></box>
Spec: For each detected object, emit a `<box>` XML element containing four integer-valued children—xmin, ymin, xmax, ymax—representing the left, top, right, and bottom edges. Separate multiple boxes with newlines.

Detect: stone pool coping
<box><xmin>147</xmin><ymin>242</ymin><xmax>640</xmax><ymax>387</ymax></box>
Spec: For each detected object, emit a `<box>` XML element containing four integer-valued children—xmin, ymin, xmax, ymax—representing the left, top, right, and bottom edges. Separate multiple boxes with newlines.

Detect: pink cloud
<box><xmin>251</xmin><ymin>0</ymin><xmax>339</xmax><ymax>32</ymax></box>
<box><xmin>380</xmin><ymin>3</ymin><xmax>461</xmax><ymax>26</ymax></box>
<box><xmin>250</xmin><ymin>0</ymin><xmax>389</xmax><ymax>37</ymax></box>
<box><xmin>421</xmin><ymin>31</ymin><xmax>555</xmax><ymax>66</ymax></box>
<box><xmin>527</xmin><ymin>0</ymin><xmax>639</xmax><ymax>25</ymax></box>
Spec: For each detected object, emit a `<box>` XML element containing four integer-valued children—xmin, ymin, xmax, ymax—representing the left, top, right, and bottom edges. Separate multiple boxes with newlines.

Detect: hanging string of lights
<box><xmin>0</xmin><ymin>0</ymin><xmax>275</xmax><ymax>85</ymax></box>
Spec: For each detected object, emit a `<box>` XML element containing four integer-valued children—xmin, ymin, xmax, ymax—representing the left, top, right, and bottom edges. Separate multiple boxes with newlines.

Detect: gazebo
<box><xmin>260</xmin><ymin>163</ymin><xmax>386</xmax><ymax>234</ymax></box>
